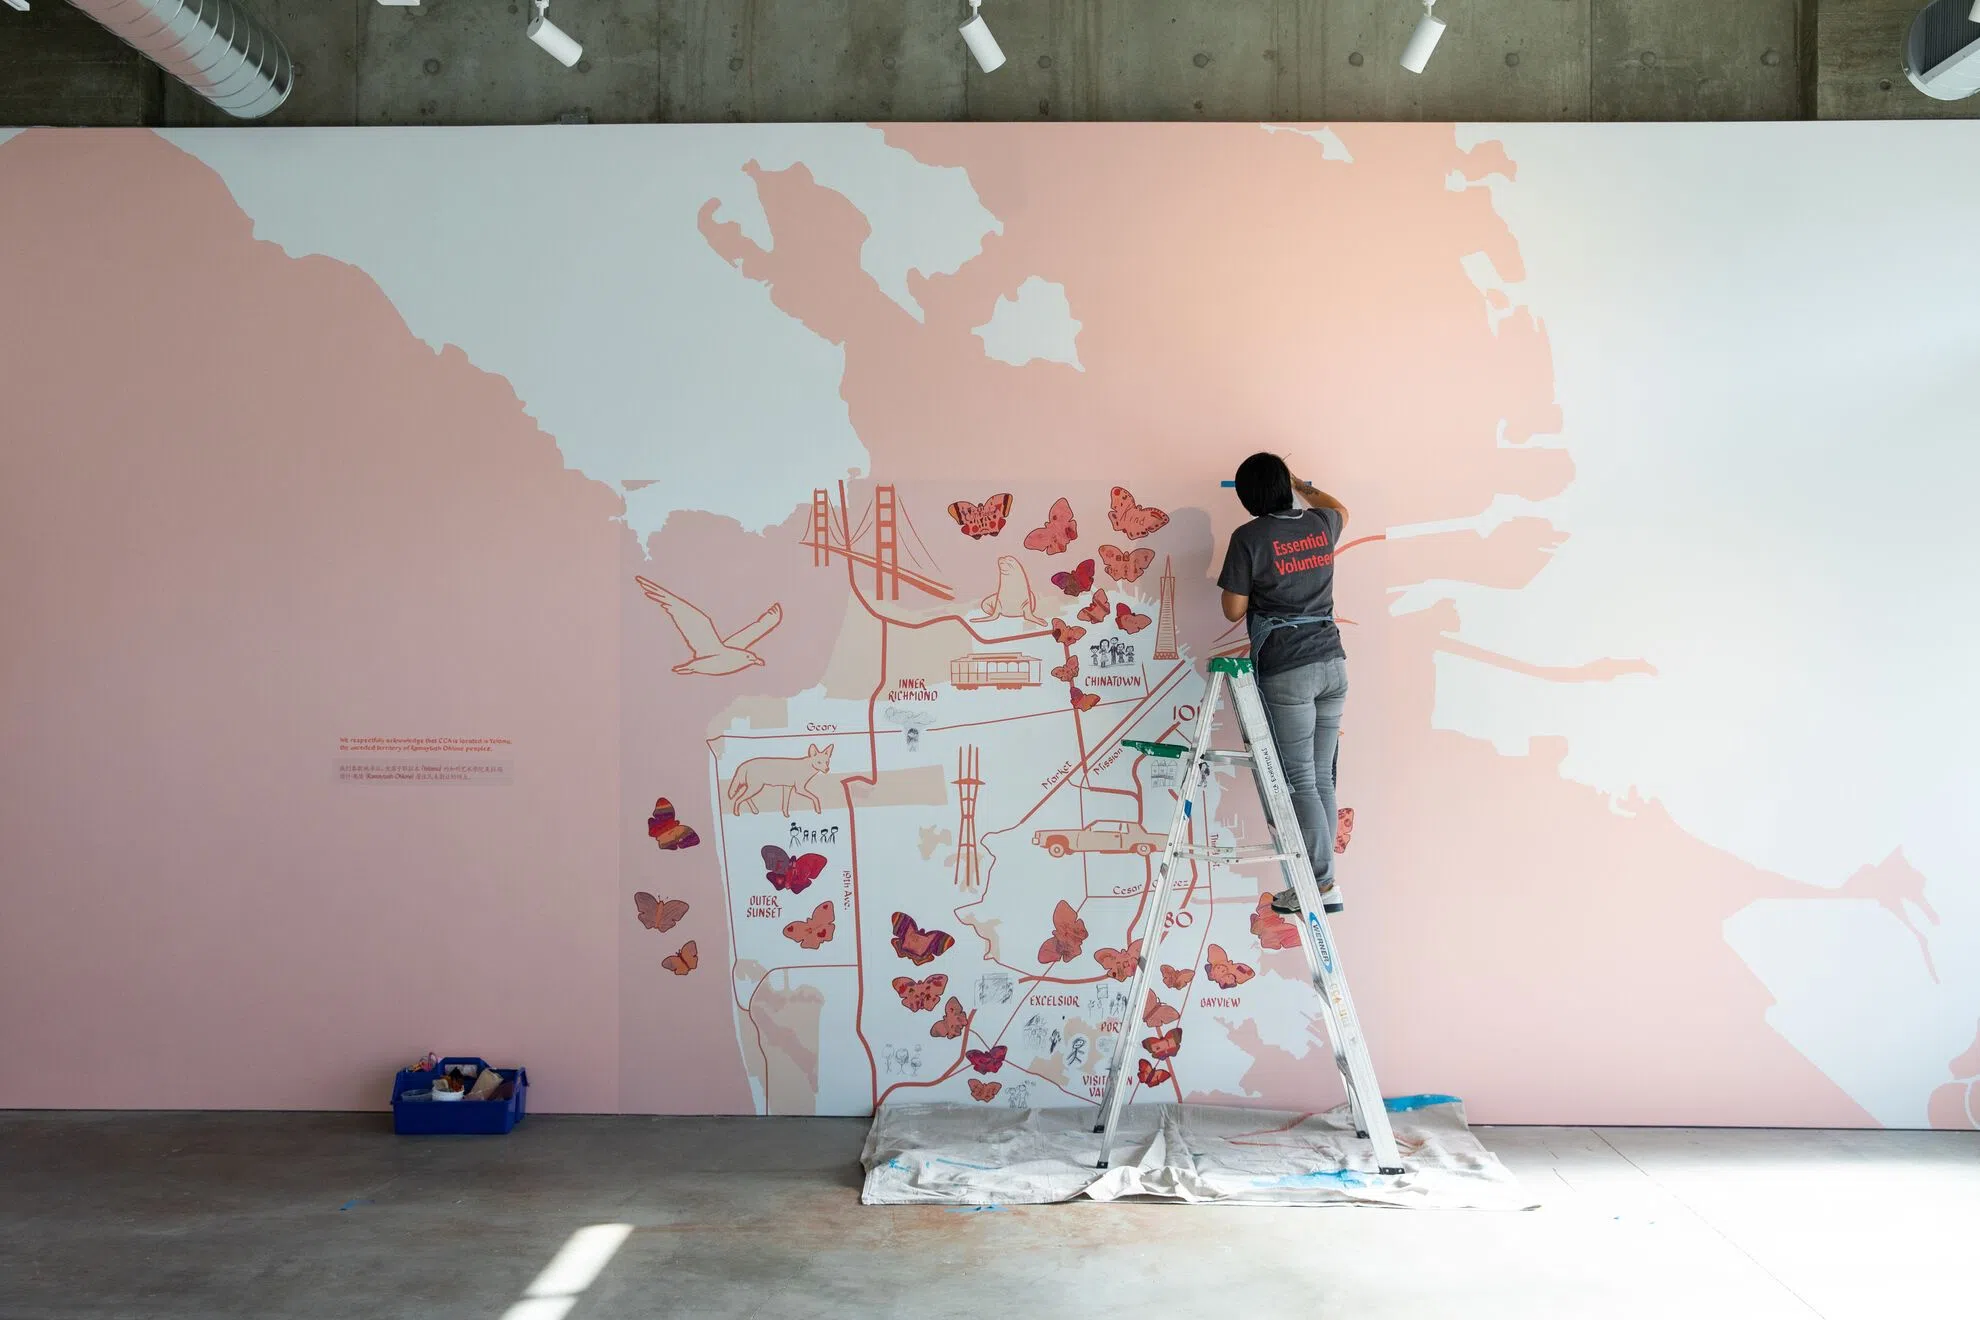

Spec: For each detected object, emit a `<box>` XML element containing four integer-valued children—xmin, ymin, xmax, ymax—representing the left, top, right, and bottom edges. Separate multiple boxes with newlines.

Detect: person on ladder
<box><xmin>1217</xmin><ymin>452</ymin><xmax>1350</xmax><ymax>916</ymax></box>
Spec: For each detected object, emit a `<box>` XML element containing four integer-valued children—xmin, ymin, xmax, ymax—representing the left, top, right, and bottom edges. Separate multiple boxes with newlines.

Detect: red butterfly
<box><xmin>1250</xmin><ymin>894</ymin><xmax>1300</xmax><ymax>950</ymax></box>
<box><xmin>1077</xmin><ymin>588</ymin><xmax>1110</xmax><ymax>624</ymax></box>
<box><xmin>1037</xmin><ymin>898</ymin><xmax>1088</xmax><ymax>965</ymax></box>
<box><xmin>1204</xmin><ymin>943</ymin><xmax>1256</xmax><ymax>990</ymax></box>
<box><xmin>647</xmin><ymin>797</ymin><xmax>700</xmax><ymax>850</ymax></box>
<box><xmin>1051</xmin><ymin>618</ymin><xmax>1087</xmax><ymax>645</ymax></box>
<box><xmin>1050</xmin><ymin>655</ymin><xmax>1079</xmax><ymax>682</ymax></box>
<box><xmin>965</xmin><ymin>1046</ymin><xmax>1008</xmax><ymax>1074</ymax></box>
<box><xmin>1099</xmin><ymin>544</ymin><xmax>1155</xmax><ymax>583</ymax></box>
<box><xmin>1051</xmin><ymin>557</ymin><xmax>1096</xmax><ymax>596</ymax></box>
<box><xmin>1115</xmin><ymin>602</ymin><xmax>1152</xmax><ymax>634</ymax></box>
<box><xmin>1143</xmin><ymin>989</ymin><xmax>1181</xmax><ymax>1029</ymax></box>
<box><xmin>1143</xmin><ymin>1027</ymin><xmax>1182</xmax><ymax>1061</ymax></box>
<box><xmin>1108</xmin><ymin>487</ymin><xmax>1169</xmax><ymax>540</ymax></box>
<box><xmin>634</xmin><ymin>892</ymin><xmax>688</xmax><ymax>933</ymax></box>
<box><xmin>762</xmin><ymin>845</ymin><xmax>825</xmax><ymax>895</ymax></box>
<box><xmin>1094</xmin><ymin>938</ymin><xmax>1140</xmax><ymax>982</ymax></box>
<box><xmin>929</xmin><ymin>996</ymin><xmax>969</xmax><ymax>1039</ymax></box>
<box><xmin>1160</xmin><ymin>964</ymin><xmax>1194</xmax><ymax>991</ymax></box>
<box><xmin>1137</xmin><ymin>1058</ymin><xmax>1173</xmax><ymax>1088</ymax></box>
<box><xmin>968</xmin><ymin>1078</ymin><xmax>1002</xmax><ymax>1102</ymax></box>
<box><xmin>890</xmin><ymin>911</ymin><xmax>955</xmax><ymax>965</ymax></box>
<box><xmin>1024</xmin><ymin>497</ymin><xmax>1077</xmax><ymax>554</ymax></box>
<box><xmin>661</xmin><ymin>940</ymin><xmax>698</xmax><ymax>976</ymax></box>
<box><xmin>1069</xmin><ymin>685</ymin><xmax>1100</xmax><ymax>713</ymax></box>
<box><xmin>892</xmin><ymin>973</ymin><xmax>949</xmax><ymax>1011</ymax></box>
<box><xmin>783</xmin><ymin>902</ymin><xmax>835</xmax><ymax>950</ymax></box>
<box><xmin>1335</xmin><ymin>806</ymin><xmax>1355</xmax><ymax>855</ymax></box>
<box><xmin>948</xmin><ymin>493</ymin><xmax>1012</xmax><ymax>539</ymax></box>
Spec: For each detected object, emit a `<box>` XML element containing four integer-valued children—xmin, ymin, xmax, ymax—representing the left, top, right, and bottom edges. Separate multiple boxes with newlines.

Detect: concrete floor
<box><xmin>1</xmin><ymin>1113</ymin><xmax>1974</xmax><ymax>1319</ymax></box>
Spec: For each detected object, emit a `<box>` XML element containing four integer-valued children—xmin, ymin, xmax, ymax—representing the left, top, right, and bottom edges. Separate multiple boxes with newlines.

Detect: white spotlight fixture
<box><xmin>1400</xmin><ymin>0</ymin><xmax>1447</xmax><ymax>74</ymax></box>
<box><xmin>3</xmin><ymin>1</ymin><xmax>31</xmax><ymax>12</ymax></box>
<box><xmin>528</xmin><ymin>0</ymin><xmax>584</xmax><ymax>69</ymax></box>
<box><xmin>960</xmin><ymin>0</ymin><xmax>1006</xmax><ymax>74</ymax></box>
<box><xmin>1906</xmin><ymin>0</ymin><xmax>1980</xmax><ymax>100</ymax></box>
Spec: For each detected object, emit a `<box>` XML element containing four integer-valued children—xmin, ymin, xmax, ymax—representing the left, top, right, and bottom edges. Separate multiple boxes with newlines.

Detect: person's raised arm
<box><xmin>1293</xmin><ymin>476</ymin><xmax>1348</xmax><ymax>528</ymax></box>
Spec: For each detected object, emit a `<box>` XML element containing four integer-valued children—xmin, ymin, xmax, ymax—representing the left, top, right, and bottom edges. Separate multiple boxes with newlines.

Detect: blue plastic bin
<box><xmin>391</xmin><ymin>1057</ymin><xmax>528</xmax><ymax>1135</ymax></box>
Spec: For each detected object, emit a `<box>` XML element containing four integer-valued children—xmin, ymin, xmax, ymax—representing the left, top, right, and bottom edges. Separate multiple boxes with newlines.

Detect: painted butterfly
<box><xmin>647</xmin><ymin>797</ymin><xmax>700</xmax><ymax>850</ymax></box>
<box><xmin>1094</xmin><ymin>938</ymin><xmax>1140</xmax><ymax>982</ymax></box>
<box><xmin>1250</xmin><ymin>893</ymin><xmax>1300</xmax><ymax>950</ymax></box>
<box><xmin>965</xmin><ymin>1046</ymin><xmax>1009</xmax><ymax>1074</ymax></box>
<box><xmin>929</xmin><ymin>996</ymin><xmax>969</xmax><ymax>1039</ymax></box>
<box><xmin>1050</xmin><ymin>655</ymin><xmax>1079</xmax><ymax>683</ymax></box>
<box><xmin>1050</xmin><ymin>618</ymin><xmax>1087</xmax><ymax>645</ymax></box>
<box><xmin>1023</xmin><ymin>497</ymin><xmax>1078</xmax><ymax>555</ymax></box>
<box><xmin>1336</xmin><ymin>806</ymin><xmax>1355</xmax><ymax>855</ymax></box>
<box><xmin>1143</xmin><ymin>1027</ymin><xmax>1182</xmax><ymax>1061</ymax></box>
<box><xmin>1108</xmin><ymin>486</ymin><xmax>1169</xmax><ymax>540</ymax></box>
<box><xmin>1160</xmin><ymin>964</ymin><xmax>1195</xmax><ymax>991</ymax></box>
<box><xmin>634</xmin><ymin>892</ymin><xmax>688</xmax><ymax>933</ymax></box>
<box><xmin>890</xmin><ymin>911</ymin><xmax>956</xmax><ymax>966</ymax></box>
<box><xmin>968</xmin><ymin>1078</ymin><xmax>1003</xmax><ymax>1102</ymax></box>
<box><xmin>1036</xmin><ymin>898</ymin><xmax>1088</xmax><ymax>966</ymax></box>
<box><xmin>1069</xmin><ymin>685</ymin><xmax>1100</xmax><ymax>713</ymax></box>
<box><xmin>762</xmin><ymin>845</ymin><xmax>826</xmax><ymax>895</ymax></box>
<box><xmin>892</xmin><ymin>973</ymin><xmax>949</xmax><ymax>1012</ymax></box>
<box><xmin>1077</xmin><ymin>588</ymin><xmax>1110</xmax><ymax>624</ymax></box>
<box><xmin>947</xmin><ymin>493</ymin><xmax>1013</xmax><ymax>539</ymax></box>
<box><xmin>1051</xmin><ymin>558</ymin><xmax>1096</xmax><ymax>596</ymax></box>
<box><xmin>1114</xmin><ymin>602</ymin><xmax>1151</xmax><ymax>634</ymax></box>
<box><xmin>1137</xmin><ymin>1058</ymin><xmax>1173</xmax><ymax>1088</ymax></box>
<box><xmin>782</xmin><ymin>901</ymin><xmax>835</xmax><ymax>950</ymax></box>
<box><xmin>661</xmin><ymin>940</ymin><xmax>698</xmax><ymax>976</ymax></box>
<box><xmin>1143</xmin><ymin>989</ymin><xmax>1181</xmax><ymax>1029</ymax></box>
<box><xmin>1099</xmin><ymin>544</ymin><xmax>1155</xmax><ymax>583</ymax></box>
<box><xmin>1204</xmin><ymin>943</ymin><xmax>1256</xmax><ymax>990</ymax></box>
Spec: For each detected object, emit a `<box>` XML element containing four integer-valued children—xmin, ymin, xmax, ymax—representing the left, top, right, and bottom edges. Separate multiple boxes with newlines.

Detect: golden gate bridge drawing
<box><xmin>804</xmin><ymin>481</ymin><xmax>953</xmax><ymax>601</ymax></box>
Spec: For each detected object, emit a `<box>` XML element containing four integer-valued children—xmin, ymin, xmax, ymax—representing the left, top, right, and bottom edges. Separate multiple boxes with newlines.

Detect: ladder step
<box><xmin>1121</xmin><ymin>738</ymin><xmax>1187</xmax><ymax>760</ymax></box>
<box><xmin>1176</xmin><ymin>846</ymin><xmax>1294</xmax><ymax>864</ymax></box>
<box><xmin>1203</xmin><ymin>749</ymin><xmax>1253</xmax><ymax>763</ymax></box>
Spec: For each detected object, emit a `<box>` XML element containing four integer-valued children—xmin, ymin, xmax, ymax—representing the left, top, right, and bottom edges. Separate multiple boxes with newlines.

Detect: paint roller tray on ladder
<box><xmin>391</xmin><ymin>1057</ymin><xmax>529</xmax><ymax>1135</ymax></box>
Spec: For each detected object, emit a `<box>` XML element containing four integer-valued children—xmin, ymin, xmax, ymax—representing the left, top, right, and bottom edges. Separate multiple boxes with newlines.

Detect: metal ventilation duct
<box><xmin>67</xmin><ymin>0</ymin><xmax>292</xmax><ymax>120</ymax></box>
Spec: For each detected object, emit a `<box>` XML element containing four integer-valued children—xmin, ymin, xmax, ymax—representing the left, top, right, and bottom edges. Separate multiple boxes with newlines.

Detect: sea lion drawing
<box><xmin>977</xmin><ymin>555</ymin><xmax>1047</xmax><ymax>627</ymax></box>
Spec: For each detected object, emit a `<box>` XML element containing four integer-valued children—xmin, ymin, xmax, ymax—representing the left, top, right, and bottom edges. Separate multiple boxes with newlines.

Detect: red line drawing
<box><xmin>726</xmin><ymin>744</ymin><xmax>834</xmax><ymax>816</ymax></box>
<box><xmin>635</xmin><ymin>577</ymin><xmax>783</xmax><ymax>675</ymax></box>
<box><xmin>975</xmin><ymin>553</ymin><xmax>1049</xmax><ymax>627</ymax></box>
<box><xmin>802</xmin><ymin>481</ymin><xmax>954</xmax><ymax>600</ymax></box>
<box><xmin>1153</xmin><ymin>556</ymin><xmax>1179</xmax><ymax>660</ymax></box>
<box><xmin>953</xmin><ymin>746</ymin><xmax>984</xmax><ymax>893</ymax></box>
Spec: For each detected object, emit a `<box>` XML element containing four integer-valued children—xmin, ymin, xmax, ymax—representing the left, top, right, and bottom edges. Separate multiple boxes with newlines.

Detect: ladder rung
<box><xmin>1177</xmin><ymin>846</ymin><xmax>1294</xmax><ymax>864</ymax></box>
<box><xmin>1204</xmin><ymin>749</ymin><xmax>1253</xmax><ymax>763</ymax></box>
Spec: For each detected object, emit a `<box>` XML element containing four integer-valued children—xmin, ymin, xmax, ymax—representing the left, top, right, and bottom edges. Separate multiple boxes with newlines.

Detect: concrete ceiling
<box><xmin>1</xmin><ymin>1</ymin><xmax>1973</xmax><ymax>127</ymax></box>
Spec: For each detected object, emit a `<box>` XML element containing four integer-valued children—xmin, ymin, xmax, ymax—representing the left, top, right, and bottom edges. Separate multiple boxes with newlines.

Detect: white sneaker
<box><xmin>1270</xmin><ymin>883</ymin><xmax>1344</xmax><ymax>915</ymax></box>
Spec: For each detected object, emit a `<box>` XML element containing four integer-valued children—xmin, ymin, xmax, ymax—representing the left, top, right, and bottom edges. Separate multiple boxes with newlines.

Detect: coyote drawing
<box><xmin>727</xmin><ymin>743</ymin><xmax>834</xmax><ymax>816</ymax></box>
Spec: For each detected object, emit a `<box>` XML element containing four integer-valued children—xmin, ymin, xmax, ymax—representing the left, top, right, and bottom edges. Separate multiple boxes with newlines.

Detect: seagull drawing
<box><xmin>635</xmin><ymin>576</ymin><xmax>784</xmax><ymax>676</ymax></box>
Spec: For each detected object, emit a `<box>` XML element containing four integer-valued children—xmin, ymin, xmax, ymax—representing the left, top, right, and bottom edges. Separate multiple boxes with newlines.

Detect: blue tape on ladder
<box><xmin>1182</xmin><ymin>799</ymin><xmax>1192</xmax><ymax>818</ymax></box>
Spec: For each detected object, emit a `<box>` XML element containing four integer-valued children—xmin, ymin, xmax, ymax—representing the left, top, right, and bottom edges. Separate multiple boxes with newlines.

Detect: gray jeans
<box><xmin>1257</xmin><ymin>657</ymin><xmax>1348</xmax><ymax>885</ymax></box>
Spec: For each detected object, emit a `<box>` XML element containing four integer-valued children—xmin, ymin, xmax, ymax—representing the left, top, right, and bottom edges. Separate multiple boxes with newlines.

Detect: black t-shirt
<box><xmin>1217</xmin><ymin>507</ymin><xmax>1345</xmax><ymax>675</ymax></box>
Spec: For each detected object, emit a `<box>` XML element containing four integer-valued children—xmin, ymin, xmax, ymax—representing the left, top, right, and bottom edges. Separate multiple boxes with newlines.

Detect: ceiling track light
<box><xmin>528</xmin><ymin>0</ymin><xmax>584</xmax><ymax>69</ymax></box>
<box><xmin>1400</xmin><ymin>0</ymin><xmax>1447</xmax><ymax>74</ymax></box>
<box><xmin>960</xmin><ymin>0</ymin><xmax>1006</xmax><ymax>74</ymax></box>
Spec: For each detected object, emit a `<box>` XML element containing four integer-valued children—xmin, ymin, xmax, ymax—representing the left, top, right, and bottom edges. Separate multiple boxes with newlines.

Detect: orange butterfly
<box><xmin>1051</xmin><ymin>558</ymin><xmax>1096</xmax><ymax>596</ymax></box>
<box><xmin>968</xmin><ymin>1078</ymin><xmax>1002</xmax><ymax>1102</ymax></box>
<box><xmin>1143</xmin><ymin>1026</ymin><xmax>1182</xmax><ymax>1061</ymax></box>
<box><xmin>1114</xmin><ymin>602</ymin><xmax>1151</xmax><ymax>634</ymax></box>
<box><xmin>1335</xmin><ymin>806</ymin><xmax>1355</xmax><ymax>855</ymax></box>
<box><xmin>1143</xmin><ymin>989</ymin><xmax>1180</xmax><ymax>1029</ymax></box>
<box><xmin>1051</xmin><ymin>618</ymin><xmax>1087</xmax><ymax>645</ymax></box>
<box><xmin>1137</xmin><ymin>1058</ymin><xmax>1173</xmax><ymax>1088</ymax></box>
<box><xmin>892</xmin><ymin>973</ymin><xmax>949</xmax><ymax>1012</ymax></box>
<box><xmin>1250</xmin><ymin>894</ymin><xmax>1300</xmax><ymax>950</ymax></box>
<box><xmin>1023</xmin><ymin>497</ymin><xmax>1078</xmax><ymax>554</ymax></box>
<box><xmin>1204</xmin><ymin>943</ymin><xmax>1256</xmax><ymax>990</ymax></box>
<box><xmin>929</xmin><ymin>996</ymin><xmax>969</xmax><ymax>1039</ymax></box>
<box><xmin>661</xmin><ymin>940</ymin><xmax>698</xmax><ymax>976</ymax></box>
<box><xmin>948</xmin><ymin>493</ymin><xmax>1012</xmax><ymax>539</ymax></box>
<box><xmin>1077</xmin><ymin>587</ymin><xmax>1110</xmax><ymax>624</ymax></box>
<box><xmin>634</xmin><ymin>892</ymin><xmax>688</xmax><ymax>933</ymax></box>
<box><xmin>1108</xmin><ymin>486</ymin><xmax>1169</xmax><ymax>540</ymax></box>
<box><xmin>1037</xmin><ymin>898</ymin><xmax>1088</xmax><ymax>965</ymax></box>
<box><xmin>1160</xmin><ymin>964</ymin><xmax>1195</xmax><ymax>991</ymax></box>
<box><xmin>1099</xmin><ymin>544</ymin><xmax>1155</xmax><ymax>583</ymax></box>
<box><xmin>1094</xmin><ymin>938</ymin><xmax>1140</xmax><ymax>982</ymax></box>
<box><xmin>1050</xmin><ymin>655</ymin><xmax>1079</xmax><ymax>683</ymax></box>
<box><xmin>1068</xmin><ymin>685</ymin><xmax>1100</xmax><ymax>713</ymax></box>
<box><xmin>891</xmin><ymin>911</ymin><xmax>956</xmax><ymax>965</ymax></box>
<box><xmin>782</xmin><ymin>902</ymin><xmax>835</xmax><ymax>950</ymax></box>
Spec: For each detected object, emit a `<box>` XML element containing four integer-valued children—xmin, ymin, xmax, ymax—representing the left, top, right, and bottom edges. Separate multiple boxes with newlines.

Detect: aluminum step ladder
<box><xmin>1093</xmin><ymin>655</ymin><xmax>1405</xmax><ymax>1175</ymax></box>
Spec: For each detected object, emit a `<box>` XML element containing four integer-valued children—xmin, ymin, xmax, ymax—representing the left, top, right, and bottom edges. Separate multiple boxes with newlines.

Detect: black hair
<box><xmin>1233</xmin><ymin>452</ymin><xmax>1293</xmax><ymax>517</ymax></box>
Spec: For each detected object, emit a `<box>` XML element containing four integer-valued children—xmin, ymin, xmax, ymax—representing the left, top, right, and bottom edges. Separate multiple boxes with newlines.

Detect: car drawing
<box><xmin>1032</xmin><ymin>819</ymin><xmax>1164</xmax><ymax>858</ymax></box>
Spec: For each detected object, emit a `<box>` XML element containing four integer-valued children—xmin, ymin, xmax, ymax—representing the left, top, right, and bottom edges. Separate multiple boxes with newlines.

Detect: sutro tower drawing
<box><xmin>1153</xmin><ymin>556</ymin><xmax>1180</xmax><ymax>660</ymax></box>
<box><xmin>952</xmin><ymin>745</ymin><xmax>983</xmax><ymax>892</ymax></box>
